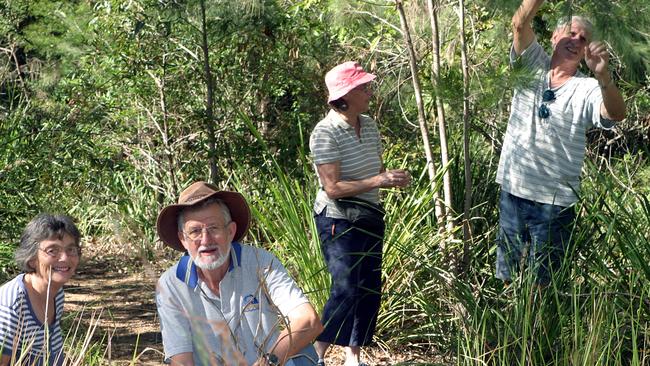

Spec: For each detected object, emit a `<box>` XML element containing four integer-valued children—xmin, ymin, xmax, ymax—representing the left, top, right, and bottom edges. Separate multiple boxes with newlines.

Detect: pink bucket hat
<box><xmin>325</xmin><ymin>61</ymin><xmax>376</xmax><ymax>103</ymax></box>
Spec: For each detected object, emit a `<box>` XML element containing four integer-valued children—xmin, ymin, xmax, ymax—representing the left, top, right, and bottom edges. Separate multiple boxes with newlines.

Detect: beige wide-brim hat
<box><xmin>156</xmin><ymin>181</ymin><xmax>251</xmax><ymax>252</ymax></box>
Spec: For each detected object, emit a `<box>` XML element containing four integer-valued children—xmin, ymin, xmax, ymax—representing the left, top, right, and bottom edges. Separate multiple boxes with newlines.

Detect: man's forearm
<box><xmin>512</xmin><ymin>0</ymin><xmax>545</xmax><ymax>54</ymax></box>
<box><xmin>267</xmin><ymin>303</ymin><xmax>323</xmax><ymax>365</ymax></box>
<box><xmin>271</xmin><ymin>330</ymin><xmax>308</xmax><ymax>365</ymax></box>
<box><xmin>513</xmin><ymin>0</ymin><xmax>545</xmax><ymax>29</ymax></box>
<box><xmin>272</xmin><ymin>321</ymin><xmax>322</xmax><ymax>365</ymax></box>
<box><xmin>598</xmin><ymin>74</ymin><xmax>626</xmax><ymax>121</ymax></box>
<box><xmin>170</xmin><ymin>353</ymin><xmax>194</xmax><ymax>366</ymax></box>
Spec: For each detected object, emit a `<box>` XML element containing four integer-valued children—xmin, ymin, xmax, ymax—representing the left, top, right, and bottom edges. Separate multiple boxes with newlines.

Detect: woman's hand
<box><xmin>317</xmin><ymin>163</ymin><xmax>411</xmax><ymax>198</ymax></box>
<box><xmin>377</xmin><ymin>169</ymin><xmax>411</xmax><ymax>188</ymax></box>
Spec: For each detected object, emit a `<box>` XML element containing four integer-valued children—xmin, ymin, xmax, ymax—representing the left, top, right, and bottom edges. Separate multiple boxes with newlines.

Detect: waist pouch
<box><xmin>336</xmin><ymin>197</ymin><xmax>385</xmax><ymax>232</ymax></box>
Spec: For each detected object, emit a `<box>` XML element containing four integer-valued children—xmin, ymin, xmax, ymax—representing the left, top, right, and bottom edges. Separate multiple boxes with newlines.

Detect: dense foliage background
<box><xmin>1</xmin><ymin>0</ymin><xmax>649</xmax><ymax>364</ymax></box>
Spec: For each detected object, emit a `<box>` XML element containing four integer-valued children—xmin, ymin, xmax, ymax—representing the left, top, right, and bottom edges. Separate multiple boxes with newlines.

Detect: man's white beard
<box><xmin>192</xmin><ymin>242</ymin><xmax>231</xmax><ymax>270</ymax></box>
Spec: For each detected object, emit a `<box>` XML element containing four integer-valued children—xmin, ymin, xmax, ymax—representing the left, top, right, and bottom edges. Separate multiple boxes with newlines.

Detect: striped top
<box><xmin>0</xmin><ymin>274</ymin><xmax>65</xmax><ymax>366</ymax></box>
<box><xmin>309</xmin><ymin>109</ymin><xmax>383</xmax><ymax>218</ymax></box>
<box><xmin>496</xmin><ymin>39</ymin><xmax>611</xmax><ymax>207</ymax></box>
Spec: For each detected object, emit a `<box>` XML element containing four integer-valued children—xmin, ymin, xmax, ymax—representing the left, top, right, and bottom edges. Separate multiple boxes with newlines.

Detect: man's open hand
<box><xmin>585</xmin><ymin>41</ymin><xmax>610</xmax><ymax>78</ymax></box>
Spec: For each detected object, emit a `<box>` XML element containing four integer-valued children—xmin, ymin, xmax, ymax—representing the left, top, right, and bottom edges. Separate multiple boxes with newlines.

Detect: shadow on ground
<box><xmin>65</xmin><ymin>256</ymin><xmax>165</xmax><ymax>365</ymax></box>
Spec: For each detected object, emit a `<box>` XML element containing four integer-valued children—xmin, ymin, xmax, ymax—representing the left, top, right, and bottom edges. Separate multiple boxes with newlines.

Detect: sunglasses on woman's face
<box><xmin>538</xmin><ymin>89</ymin><xmax>556</xmax><ymax>119</ymax></box>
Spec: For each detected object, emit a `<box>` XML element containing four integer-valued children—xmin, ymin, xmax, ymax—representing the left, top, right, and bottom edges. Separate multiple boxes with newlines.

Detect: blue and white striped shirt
<box><xmin>0</xmin><ymin>274</ymin><xmax>65</xmax><ymax>366</ymax></box>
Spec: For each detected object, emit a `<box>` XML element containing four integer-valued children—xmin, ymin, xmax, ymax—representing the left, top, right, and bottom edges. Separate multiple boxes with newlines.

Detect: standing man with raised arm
<box><xmin>495</xmin><ymin>0</ymin><xmax>626</xmax><ymax>286</ymax></box>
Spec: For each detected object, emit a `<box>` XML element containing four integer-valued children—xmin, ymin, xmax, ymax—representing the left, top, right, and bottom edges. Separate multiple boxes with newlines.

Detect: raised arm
<box><xmin>585</xmin><ymin>42</ymin><xmax>627</xmax><ymax>121</ymax></box>
<box><xmin>512</xmin><ymin>0</ymin><xmax>546</xmax><ymax>55</ymax></box>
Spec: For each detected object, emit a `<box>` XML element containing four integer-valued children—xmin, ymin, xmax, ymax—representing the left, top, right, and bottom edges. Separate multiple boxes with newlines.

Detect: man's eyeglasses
<box><xmin>538</xmin><ymin>89</ymin><xmax>556</xmax><ymax>119</ymax></box>
<box><xmin>40</xmin><ymin>245</ymin><xmax>81</xmax><ymax>258</ymax></box>
<box><xmin>183</xmin><ymin>224</ymin><xmax>230</xmax><ymax>242</ymax></box>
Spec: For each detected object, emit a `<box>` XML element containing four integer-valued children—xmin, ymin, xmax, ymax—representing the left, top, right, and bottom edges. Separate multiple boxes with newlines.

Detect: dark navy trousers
<box><xmin>315</xmin><ymin>210</ymin><xmax>384</xmax><ymax>346</ymax></box>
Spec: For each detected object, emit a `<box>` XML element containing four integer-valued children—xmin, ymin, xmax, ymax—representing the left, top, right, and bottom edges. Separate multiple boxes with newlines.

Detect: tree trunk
<box><xmin>427</xmin><ymin>0</ymin><xmax>454</xmax><ymax>233</ymax></box>
<box><xmin>200</xmin><ymin>0</ymin><xmax>219</xmax><ymax>185</ymax></box>
<box><xmin>395</xmin><ymin>0</ymin><xmax>443</xmax><ymax>223</ymax></box>
<box><xmin>146</xmin><ymin>55</ymin><xmax>179</xmax><ymax>202</ymax></box>
<box><xmin>458</xmin><ymin>0</ymin><xmax>473</xmax><ymax>273</ymax></box>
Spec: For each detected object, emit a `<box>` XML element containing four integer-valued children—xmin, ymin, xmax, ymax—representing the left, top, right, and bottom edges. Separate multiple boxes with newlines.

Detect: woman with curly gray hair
<box><xmin>0</xmin><ymin>213</ymin><xmax>81</xmax><ymax>366</ymax></box>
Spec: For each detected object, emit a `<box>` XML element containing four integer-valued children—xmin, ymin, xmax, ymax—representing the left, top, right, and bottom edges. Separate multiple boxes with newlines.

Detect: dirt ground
<box><xmin>65</xmin><ymin>256</ymin><xmax>164</xmax><ymax>365</ymax></box>
<box><xmin>64</xmin><ymin>250</ymin><xmax>435</xmax><ymax>365</ymax></box>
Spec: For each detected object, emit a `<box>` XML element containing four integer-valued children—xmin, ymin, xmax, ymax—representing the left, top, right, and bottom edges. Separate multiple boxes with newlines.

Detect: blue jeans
<box><xmin>314</xmin><ymin>209</ymin><xmax>384</xmax><ymax>346</ymax></box>
<box><xmin>286</xmin><ymin>344</ymin><xmax>319</xmax><ymax>366</ymax></box>
<box><xmin>496</xmin><ymin>190</ymin><xmax>576</xmax><ymax>285</ymax></box>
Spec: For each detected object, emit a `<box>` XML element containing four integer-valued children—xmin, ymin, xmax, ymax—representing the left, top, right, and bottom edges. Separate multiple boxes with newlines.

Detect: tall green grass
<box><xmin>2</xmin><ymin>120</ymin><xmax>643</xmax><ymax>365</ymax></box>
<box><xmin>454</xmin><ymin>158</ymin><xmax>650</xmax><ymax>365</ymax></box>
<box><xmin>0</xmin><ymin>306</ymin><xmax>106</xmax><ymax>366</ymax></box>
<box><xmin>232</xmin><ymin>118</ymin><xmax>649</xmax><ymax>365</ymax></box>
<box><xmin>229</xmin><ymin>116</ymin><xmax>329</xmax><ymax>311</ymax></box>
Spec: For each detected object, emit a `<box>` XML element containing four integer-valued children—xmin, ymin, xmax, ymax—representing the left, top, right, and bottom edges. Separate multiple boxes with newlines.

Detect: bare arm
<box><xmin>598</xmin><ymin>78</ymin><xmax>626</xmax><ymax>121</ymax></box>
<box><xmin>585</xmin><ymin>42</ymin><xmax>626</xmax><ymax>121</ymax></box>
<box><xmin>1</xmin><ymin>354</ymin><xmax>10</xmax><ymax>366</ymax></box>
<box><xmin>253</xmin><ymin>303</ymin><xmax>323</xmax><ymax>366</ymax></box>
<box><xmin>169</xmin><ymin>353</ymin><xmax>194</xmax><ymax>366</ymax></box>
<box><xmin>512</xmin><ymin>0</ymin><xmax>545</xmax><ymax>55</ymax></box>
<box><xmin>316</xmin><ymin>161</ymin><xmax>410</xmax><ymax>200</ymax></box>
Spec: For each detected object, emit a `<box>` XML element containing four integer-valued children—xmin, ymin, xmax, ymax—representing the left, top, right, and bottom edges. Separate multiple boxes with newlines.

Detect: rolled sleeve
<box><xmin>310</xmin><ymin>127</ymin><xmax>340</xmax><ymax>165</ymax></box>
<box><xmin>581</xmin><ymin>81</ymin><xmax>611</xmax><ymax>129</ymax></box>
<box><xmin>263</xmin><ymin>257</ymin><xmax>309</xmax><ymax>317</ymax></box>
<box><xmin>510</xmin><ymin>39</ymin><xmax>549</xmax><ymax>70</ymax></box>
<box><xmin>156</xmin><ymin>278</ymin><xmax>194</xmax><ymax>359</ymax></box>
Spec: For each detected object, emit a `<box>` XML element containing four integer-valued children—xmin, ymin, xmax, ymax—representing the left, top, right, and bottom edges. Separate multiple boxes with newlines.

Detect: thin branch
<box><xmin>349</xmin><ymin>10</ymin><xmax>404</xmax><ymax>35</ymax></box>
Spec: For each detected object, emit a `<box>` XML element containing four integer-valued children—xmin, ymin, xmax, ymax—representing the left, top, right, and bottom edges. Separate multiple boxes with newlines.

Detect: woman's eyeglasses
<box><xmin>40</xmin><ymin>245</ymin><xmax>81</xmax><ymax>258</ymax></box>
<box><xmin>538</xmin><ymin>89</ymin><xmax>556</xmax><ymax>119</ymax></box>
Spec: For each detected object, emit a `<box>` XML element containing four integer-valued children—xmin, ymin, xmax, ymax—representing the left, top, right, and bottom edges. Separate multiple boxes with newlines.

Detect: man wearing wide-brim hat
<box><xmin>155</xmin><ymin>181</ymin><xmax>323</xmax><ymax>366</ymax></box>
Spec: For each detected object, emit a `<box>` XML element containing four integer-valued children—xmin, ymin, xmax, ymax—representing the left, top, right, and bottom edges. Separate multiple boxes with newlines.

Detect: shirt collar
<box><xmin>327</xmin><ymin>109</ymin><xmax>366</xmax><ymax>131</ymax></box>
<box><xmin>175</xmin><ymin>241</ymin><xmax>243</xmax><ymax>289</ymax></box>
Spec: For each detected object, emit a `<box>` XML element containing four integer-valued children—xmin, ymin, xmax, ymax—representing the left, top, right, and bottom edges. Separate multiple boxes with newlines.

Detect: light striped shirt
<box><xmin>309</xmin><ymin>109</ymin><xmax>383</xmax><ymax>218</ymax></box>
<box><xmin>0</xmin><ymin>274</ymin><xmax>65</xmax><ymax>366</ymax></box>
<box><xmin>496</xmin><ymin>39</ymin><xmax>611</xmax><ymax>207</ymax></box>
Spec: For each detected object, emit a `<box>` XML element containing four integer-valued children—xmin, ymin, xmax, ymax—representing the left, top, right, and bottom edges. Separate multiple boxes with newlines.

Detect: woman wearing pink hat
<box><xmin>309</xmin><ymin>61</ymin><xmax>410</xmax><ymax>366</ymax></box>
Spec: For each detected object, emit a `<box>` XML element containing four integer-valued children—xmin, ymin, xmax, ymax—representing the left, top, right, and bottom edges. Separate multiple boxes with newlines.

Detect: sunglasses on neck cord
<box><xmin>538</xmin><ymin>89</ymin><xmax>556</xmax><ymax>119</ymax></box>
